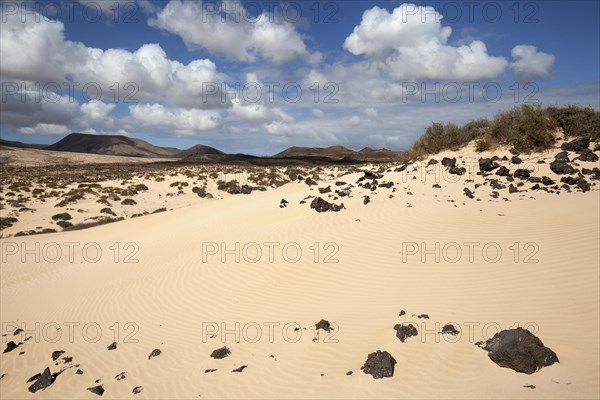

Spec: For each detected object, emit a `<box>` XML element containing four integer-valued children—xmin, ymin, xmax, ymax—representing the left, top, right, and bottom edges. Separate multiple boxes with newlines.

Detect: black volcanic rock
<box><xmin>318</xmin><ymin>186</ymin><xmax>332</xmax><ymax>194</ymax></box>
<box><xmin>315</xmin><ymin>319</ymin><xmax>332</xmax><ymax>332</ymax></box>
<box><xmin>305</xmin><ymin>177</ymin><xmax>317</xmax><ymax>186</ymax></box>
<box><xmin>513</xmin><ymin>169</ymin><xmax>531</xmax><ymax>179</ymax></box>
<box><xmin>361</xmin><ymin>350</ymin><xmax>396</xmax><ymax>379</ymax></box>
<box><xmin>440</xmin><ymin>324</ymin><xmax>460</xmax><ymax>336</ymax></box>
<box><xmin>3</xmin><ymin>341</ymin><xmax>20</xmax><ymax>353</ymax></box>
<box><xmin>464</xmin><ymin>188</ymin><xmax>475</xmax><ymax>199</ymax></box>
<box><xmin>441</xmin><ymin>157</ymin><xmax>456</xmax><ymax>168</ymax></box>
<box><xmin>550</xmin><ymin>161</ymin><xmax>576</xmax><ymax>175</ymax></box>
<box><xmin>232</xmin><ymin>365</ymin><xmax>248</xmax><ymax>373</ymax></box>
<box><xmin>28</xmin><ymin>367</ymin><xmax>57</xmax><ymax>393</ymax></box>
<box><xmin>51</xmin><ymin>350</ymin><xmax>65</xmax><ymax>361</ymax></box>
<box><xmin>211</xmin><ymin>347</ymin><xmax>231</xmax><ymax>359</ymax></box>
<box><xmin>561</xmin><ymin>136</ymin><xmax>590</xmax><ymax>152</ymax></box>
<box><xmin>448</xmin><ymin>166</ymin><xmax>466</xmax><ymax>175</ymax></box>
<box><xmin>393</xmin><ymin>324</ymin><xmax>418</xmax><ymax>343</ymax></box>
<box><xmin>511</xmin><ymin>156</ymin><xmax>523</xmax><ymax>164</ymax></box>
<box><xmin>107</xmin><ymin>342</ymin><xmax>117</xmax><ymax>351</ymax></box>
<box><xmin>478</xmin><ymin>328</ymin><xmax>558</xmax><ymax>374</ymax></box>
<box><xmin>496</xmin><ymin>166</ymin><xmax>511</xmax><ymax>177</ymax></box>
<box><xmin>87</xmin><ymin>385</ymin><xmax>105</xmax><ymax>396</ymax></box>
<box><xmin>479</xmin><ymin>158</ymin><xmax>500</xmax><ymax>172</ymax></box>
<box><xmin>148</xmin><ymin>349</ymin><xmax>161</xmax><ymax>360</ymax></box>
<box><xmin>310</xmin><ymin>197</ymin><xmax>344</xmax><ymax>212</ymax></box>
<box><xmin>576</xmin><ymin>148</ymin><xmax>599</xmax><ymax>162</ymax></box>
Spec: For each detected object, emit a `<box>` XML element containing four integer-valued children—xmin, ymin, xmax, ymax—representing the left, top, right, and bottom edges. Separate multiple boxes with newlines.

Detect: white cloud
<box><xmin>81</xmin><ymin>101</ymin><xmax>116</xmax><ymax>120</ymax></box>
<box><xmin>365</xmin><ymin>108</ymin><xmax>378</xmax><ymax>117</ymax></box>
<box><xmin>349</xmin><ymin>116</ymin><xmax>361</xmax><ymax>125</ymax></box>
<box><xmin>312</xmin><ymin>109</ymin><xmax>325</xmax><ymax>118</ymax></box>
<box><xmin>19</xmin><ymin>123</ymin><xmax>70</xmax><ymax>135</ymax></box>
<box><xmin>265</xmin><ymin>121</ymin><xmax>294</xmax><ymax>136</ymax></box>
<box><xmin>511</xmin><ymin>45</ymin><xmax>555</xmax><ymax>81</ymax></box>
<box><xmin>343</xmin><ymin>4</ymin><xmax>508</xmax><ymax>80</ymax></box>
<box><xmin>150</xmin><ymin>0</ymin><xmax>321</xmax><ymax>65</ymax></box>
<box><xmin>129</xmin><ymin>104</ymin><xmax>221</xmax><ymax>135</ymax></box>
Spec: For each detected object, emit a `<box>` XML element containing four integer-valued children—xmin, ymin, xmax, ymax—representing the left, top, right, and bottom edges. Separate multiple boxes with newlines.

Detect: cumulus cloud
<box><xmin>264</xmin><ymin>121</ymin><xmax>294</xmax><ymax>136</ymax></box>
<box><xmin>150</xmin><ymin>0</ymin><xmax>321</xmax><ymax>65</ymax></box>
<box><xmin>0</xmin><ymin>7</ymin><xmax>227</xmax><ymax>108</ymax></box>
<box><xmin>129</xmin><ymin>104</ymin><xmax>221</xmax><ymax>135</ymax></box>
<box><xmin>511</xmin><ymin>45</ymin><xmax>555</xmax><ymax>81</ymax></box>
<box><xmin>81</xmin><ymin>101</ymin><xmax>116</xmax><ymax>120</ymax></box>
<box><xmin>18</xmin><ymin>123</ymin><xmax>70</xmax><ymax>135</ymax></box>
<box><xmin>343</xmin><ymin>4</ymin><xmax>508</xmax><ymax>80</ymax></box>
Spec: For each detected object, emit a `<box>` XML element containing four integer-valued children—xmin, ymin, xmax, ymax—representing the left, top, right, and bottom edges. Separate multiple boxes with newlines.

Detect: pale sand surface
<box><xmin>1</xmin><ymin>142</ymin><xmax>599</xmax><ymax>398</ymax></box>
<box><xmin>0</xmin><ymin>146</ymin><xmax>175</xmax><ymax>166</ymax></box>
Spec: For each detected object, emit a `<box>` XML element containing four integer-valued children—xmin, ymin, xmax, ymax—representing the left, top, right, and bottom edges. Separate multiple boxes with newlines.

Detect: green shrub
<box><xmin>475</xmin><ymin>138</ymin><xmax>491</xmax><ymax>152</ymax></box>
<box><xmin>546</xmin><ymin>104</ymin><xmax>600</xmax><ymax>141</ymax></box>
<box><xmin>490</xmin><ymin>105</ymin><xmax>557</xmax><ymax>152</ymax></box>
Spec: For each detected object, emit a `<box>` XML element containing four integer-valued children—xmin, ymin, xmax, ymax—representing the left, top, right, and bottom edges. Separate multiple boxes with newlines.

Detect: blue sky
<box><xmin>1</xmin><ymin>0</ymin><xmax>598</xmax><ymax>155</ymax></box>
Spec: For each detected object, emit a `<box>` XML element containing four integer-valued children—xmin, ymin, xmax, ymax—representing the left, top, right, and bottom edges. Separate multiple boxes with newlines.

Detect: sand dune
<box><xmin>1</xmin><ymin>141</ymin><xmax>599</xmax><ymax>399</ymax></box>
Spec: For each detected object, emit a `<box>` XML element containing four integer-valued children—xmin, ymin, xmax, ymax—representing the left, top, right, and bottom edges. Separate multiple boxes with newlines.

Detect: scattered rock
<box><xmin>211</xmin><ymin>346</ymin><xmax>231</xmax><ymax>359</ymax></box>
<box><xmin>232</xmin><ymin>365</ymin><xmax>248</xmax><ymax>373</ymax></box>
<box><xmin>478</xmin><ymin>328</ymin><xmax>559</xmax><ymax>374</ymax></box>
<box><xmin>87</xmin><ymin>385</ymin><xmax>105</xmax><ymax>396</ymax></box>
<box><xmin>148</xmin><ymin>349</ymin><xmax>161</xmax><ymax>360</ymax></box>
<box><xmin>513</xmin><ymin>169</ymin><xmax>531</xmax><ymax>179</ymax></box>
<box><xmin>107</xmin><ymin>342</ymin><xmax>117</xmax><ymax>351</ymax></box>
<box><xmin>440</xmin><ymin>324</ymin><xmax>460</xmax><ymax>336</ymax></box>
<box><xmin>464</xmin><ymin>188</ymin><xmax>475</xmax><ymax>199</ymax></box>
<box><xmin>28</xmin><ymin>367</ymin><xmax>56</xmax><ymax>394</ymax></box>
<box><xmin>361</xmin><ymin>350</ymin><xmax>396</xmax><ymax>379</ymax></box>
<box><xmin>204</xmin><ymin>369</ymin><xmax>217</xmax><ymax>373</ymax></box>
<box><xmin>315</xmin><ymin>319</ymin><xmax>332</xmax><ymax>332</ymax></box>
<box><xmin>51</xmin><ymin>350</ymin><xmax>65</xmax><ymax>361</ymax></box>
<box><xmin>561</xmin><ymin>136</ymin><xmax>589</xmax><ymax>152</ymax></box>
<box><xmin>448</xmin><ymin>166</ymin><xmax>466</xmax><ymax>175</ymax></box>
<box><xmin>132</xmin><ymin>386</ymin><xmax>143</xmax><ymax>394</ymax></box>
<box><xmin>441</xmin><ymin>157</ymin><xmax>456</xmax><ymax>168</ymax></box>
<box><xmin>305</xmin><ymin>177</ymin><xmax>317</xmax><ymax>186</ymax></box>
<box><xmin>393</xmin><ymin>324</ymin><xmax>418</xmax><ymax>343</ymax></box>
<box><xmin>511</xmin><ymin>156</ymin><xmax>523</xmax><ymax>164</ymax></box>
<box><xmin>318</xmin><ymin>186</ymin><xmax>332</xmax><ymax>194</ymax></box>
<box><xmin>496</xmin><ymin>166</ymin><xmax>511</xmax><ymax>177</ymax></box>
<box><xmin>76</xmin><ymin>369</ymin><xmax>84</xmax><ymax>375</ymax></box>
<box><xmin>279</xmin><ymin>199</ymin><xmax>288</xmax><ymax>208</ymax></box>
<box><xmin>3</xmin><ymin>341</ymin><xmax>20</xmax><ymax>353</ymax></box>
<box><xmin>121</xmin><ymin>198</ymin><xmax>136</xmax><ymax>206</ymax></box>
<box><xmin>310</xmin><ymin>197</ymin><xmax>344</xmax><ymax>213</ymax></box>
<box><xmin>416</xmin><ymin>314</ymin><xmax>429</xmax><ymax>319</ymax></box>
<box><xmin>399</xmin><ymin>310</ymin><xmax>406</xmax><ymax>317</ymax></box>
<box><xmin>576</xmin><ymin>148</ymin><xmax>599</xmax><ymax>162</ymax></box>
<box><xmin>523</xmin><ymin>385</ymin><xmax>536</xmax><ymax>389</ymax></box>
<box><xmin>363</xmin><ymin>195</ymin><xmax>370</xmax><ymax>205</ymax></box>
<box><xmin>240</xmin><ymin>185</ymin><xmax>253</xmax><ymax>195</ymax></box>
<box><xmin>479</xmin><ymin>158</ymin><xmax>500</xmax><ymax>172</ymax></box>
<box><xmin>346</xmin><ymin>370</ymin><xmax>353</xmax><ymax>375</ymax></box>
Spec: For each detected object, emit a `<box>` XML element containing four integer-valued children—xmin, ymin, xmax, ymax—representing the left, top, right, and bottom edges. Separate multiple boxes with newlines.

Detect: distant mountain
<box><xmin>45</xmin><ymin>133</ymin><xmax>180</xmax><ymax>158</ymax></box>
<box><xmin>273</xmin><ymin>145</ymin><xmax>357</xmax><ymax>159</ymax></box>
<box><xmin>175</xmin><ymin>144</ymin><xmax>224</xmax><ymax>158</ymax></box>
<box><xmin>0</xmin><ymin>138</ymin><xmax>47</xmax><ymax>149</ymax></box>
<box><xmin>274</xmin><ymin>145</ymin><xmax>403</xmax><ymax>162</ymax></box>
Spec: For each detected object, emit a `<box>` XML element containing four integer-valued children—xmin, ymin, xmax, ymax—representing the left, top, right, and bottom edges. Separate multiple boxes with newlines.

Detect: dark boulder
<box><xmin>318</xmin><ymin>186</ymin><xmax>331</xmax><ymax>194</ymax></box>
<box><xmin>541</xmin><ymin>176</ymin><xmax>555</xmax><ymax>186</ymax></box>
<box><xmin>440</xmin><ymin>324</ymin><xmax>460</xmax><ymax>336</ymax></box>
<box><xmin>393</xmin><ymin>324</ymin><xmax>418</xmax><ymax>343</ymax></box>
<box><xmin>479</xmin><ymin>158</ymin><xmax>500</xmax><ymax>172</ymax></box>
<box><xmin>511</xmin><ymin>156</ymin><xmax>523</xmax><ymax>164</ymax></box>
<box><xmin>310</xmin><ymin>197</ymin><xmax>344</xmax><ymax>213</ymax></box>
<box><xmin>576</xmin><ymin>148</ymin><xmax>599</xmax><ymax>162</ymax></box>
<box><xmin>561</xmin><ymin>136</ymin><xmax>590</xmax><ymax>152</ymax></box>
<box><xmin>478</xmin><ymin>328</ymin><xmax>558</xmax><ymax>374</ymax></box>
<box><xmin>87</xmin><ymin>385</ymin><xmax>105</xmax><ymax>396</ymax></box>
<box><xmin>496</xmin><ymin>166</ymin><xmax>511</xmax><ymax>177</ymax></box>
<box><xmin>315</xmin><ymin>319</ymin><xmax>332</xmax><ymax>332</ymax></box>
<box><xmin>464</xmin><ymin>188</ymin><xmax>475</xmax><ymax>199</ymax></box>
<box><xmin>28</xmin><ymin>367</ymin><xmax>56</xmax><ymax>393</ymax></box>
<box><xmin>3</xmin><ymin>341</ymin><xmax>20</xmax><ymax>353</ymax></box>
<box><xmin>448</xmin><ymin>166</ymin><xmax>466</xmax><ymax>175</ymax></box>
<box><xmin>361</xmin><ymin>350</ymin><xmax>396</xmax><ymax>379</ymax></box>
<box><xmin>240</xmin><ymin>185</ymin><xmax>253</xmax><ymax>195</ymax></box>
<box><xmin>442</xmin><ymin>157</ymin><xmax>456</xmax><ymax>168</ymax></box>
<box><xmin>550</xmin><ymin>161</ymin><xmax>576</xmax><ymax>175</ymax></box>
<box><xmin>513</xmin><ymin>169</ymin><xmax>531</xmax><ymax>179</ymax></box>
<box><xmin>148</xmin><ymin>349</ymin><xmax>161</xmax><ymax>360</ymax></box>
<box><xmin>305</xmin><ymin>177</ymin><xmax>317</xmax><ymax>186</ymax></box>
<box><xmin>211</xmin><ymin>346</ymin><xmax>231</xmax><ymax>359</ymax></box>
<box><xmin>363</xmin><ymin>195</ymin><xmax>370</xmax><ymax>205</ymax></box>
